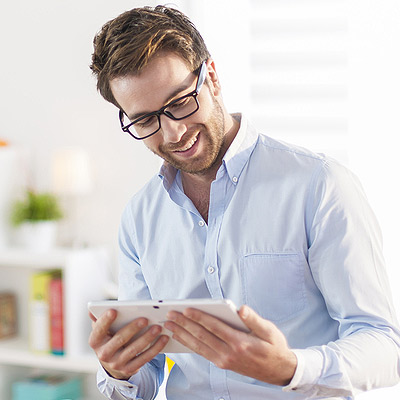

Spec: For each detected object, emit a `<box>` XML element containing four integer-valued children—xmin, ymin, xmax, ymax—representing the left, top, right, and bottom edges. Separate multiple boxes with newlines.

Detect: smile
<box><xmin>175</xmin><ymin>134</ymin><xmax>199</xmax><ymax>152</ymax></box>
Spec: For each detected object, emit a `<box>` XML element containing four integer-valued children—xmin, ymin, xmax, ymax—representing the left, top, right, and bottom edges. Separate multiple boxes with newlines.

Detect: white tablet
<box><xmin>88</xmin><ymin>298</ymin><xmax>249</xmax><ymax>353</ymax></box>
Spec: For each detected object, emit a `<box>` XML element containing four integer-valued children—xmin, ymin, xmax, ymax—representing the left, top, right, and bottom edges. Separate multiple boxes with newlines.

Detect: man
<box><xmin>88</xmin><ymin>5</ymin><xmax>400</xmax><ymax>400</ymax></box>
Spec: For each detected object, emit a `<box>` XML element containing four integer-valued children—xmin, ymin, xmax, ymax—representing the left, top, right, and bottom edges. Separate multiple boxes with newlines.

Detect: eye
<box><xmin>168</xmin><ymin>96</ymin><xmax>191</xmax><ymax>110</ymax></box>
<box><xmin>136</xmin><ymin>115</ymin><xmax>158</xmax><ymax>128</ymax></box>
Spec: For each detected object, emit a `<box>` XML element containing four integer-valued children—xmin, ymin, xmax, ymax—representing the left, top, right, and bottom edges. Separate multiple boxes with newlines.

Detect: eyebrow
<box><xmin>127</xmin><ymin>81</ymin><xmax>193</xmax><ymax>121</ymax></box>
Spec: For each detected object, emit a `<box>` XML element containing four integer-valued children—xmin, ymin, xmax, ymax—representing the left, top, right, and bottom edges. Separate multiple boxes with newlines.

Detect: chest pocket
<box><xmin>240</xmin><ymin>253</ymin><xmax>307</xmax><ymax>323</ymax></box>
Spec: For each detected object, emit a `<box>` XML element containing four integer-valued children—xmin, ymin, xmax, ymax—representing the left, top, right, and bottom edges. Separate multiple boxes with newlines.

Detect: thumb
<box><xmin>89</xmin><ymin>311</ymin><xmax>97</xmax><ymax>323</ymax></box>
<box><xmin>238</xmin><ymin>305</ymin><xmax>276</xmax><ymax>340</ymax></box>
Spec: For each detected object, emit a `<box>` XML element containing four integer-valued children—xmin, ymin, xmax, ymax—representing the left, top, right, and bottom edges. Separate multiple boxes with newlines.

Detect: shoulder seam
<box><xmin>257</xmin><ymin>135</ymin><xmax>325</xmax><ymax>162</ymax></box>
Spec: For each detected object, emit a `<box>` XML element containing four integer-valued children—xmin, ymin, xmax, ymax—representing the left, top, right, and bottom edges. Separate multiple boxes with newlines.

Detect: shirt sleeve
<box><xmin>118</xmin><ymin>203</ymin><xmax>153</xmax><ymax>301</ymax></box>
<box><xmin>95</xmin><ymin>204</ymin><xmax>166</xmax><ymax>399</ymax></box>
<box><xmin>283</xmin><ymin>158</ymin><xmax>400</xmax><ymax>398</ymax></box>
<box><xmin>97</xmin><ymin>356</ymin><xmax>165</xmax><ymax>400</ymax></box>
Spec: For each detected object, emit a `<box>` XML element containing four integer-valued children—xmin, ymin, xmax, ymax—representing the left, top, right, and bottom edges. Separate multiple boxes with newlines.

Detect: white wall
<box><xmin>348</xmin><ymin>2</ymin><xmax>400</xmax><ymax>397</ymax></box>
<box><xmin>0</xmin><ymin>1</ymin><xmax>160</xmax><ymax>268</ymax></box>
<box><xmin>347</xmin><ymin>0</ymin><xmax>400</xmax><ymax>296</ymax></box>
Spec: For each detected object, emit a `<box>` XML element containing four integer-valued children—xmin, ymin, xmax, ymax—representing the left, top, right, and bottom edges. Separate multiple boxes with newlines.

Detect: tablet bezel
<box><xmin>88</xmin><ymin>298</ymin><xmax>249</xmax><ymax>353</ymax></box>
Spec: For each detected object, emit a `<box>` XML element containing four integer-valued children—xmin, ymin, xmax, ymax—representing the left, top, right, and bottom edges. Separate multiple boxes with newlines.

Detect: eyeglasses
<box><xmin>119</xmin><ymin>61</ymin><xmax>207</xmax><ymax>140</ymax></box>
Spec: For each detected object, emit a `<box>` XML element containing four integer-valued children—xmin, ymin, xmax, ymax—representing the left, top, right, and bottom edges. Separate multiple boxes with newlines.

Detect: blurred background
<box><xmin>0</xmin><ymin>1</ymin><xmax>399</xmax><ymax>398</ymax></box>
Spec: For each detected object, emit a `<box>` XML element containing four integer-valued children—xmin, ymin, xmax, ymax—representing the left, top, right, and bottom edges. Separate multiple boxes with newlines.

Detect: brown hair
<box><xmin>90</xmin><ymin>6</ymin><xmax>210</xmax><ymax>108</ymax></box>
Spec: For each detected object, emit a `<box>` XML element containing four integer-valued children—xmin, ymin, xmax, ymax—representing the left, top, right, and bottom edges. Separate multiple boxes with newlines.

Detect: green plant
<box><xmin>11</xmin><ymin>190</ymin><xmax>63</xmax><ymax>226</ymax></box>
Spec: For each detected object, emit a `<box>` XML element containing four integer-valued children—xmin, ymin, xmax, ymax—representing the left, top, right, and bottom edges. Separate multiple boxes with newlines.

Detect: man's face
<box><xmin>110</xmin><ymin>53</ymin><xmax>226</xmax><ymax>175</ymax></box>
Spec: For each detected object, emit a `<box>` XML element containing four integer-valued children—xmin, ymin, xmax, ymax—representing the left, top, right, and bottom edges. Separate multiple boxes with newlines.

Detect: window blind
<box><xmin>248</xmin><ymin>0</ymin><xmax>348</xmax><ymax>161</ymax></box>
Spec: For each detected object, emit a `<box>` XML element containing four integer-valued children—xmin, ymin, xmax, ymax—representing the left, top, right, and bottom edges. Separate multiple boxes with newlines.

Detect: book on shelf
<box><xmin>30</xmin><ymin>270</ymin><xmax>64</xmax><ymax>355</ymax></box>
<box><xmin>49</xmin><ymin>272</ymin><xmax>64</xmax><ymax>355</ymax></box>
<box><xmin>0</xmin><ymin>291</ymin><xmax>17</xmax><ymax>339</ymax></box>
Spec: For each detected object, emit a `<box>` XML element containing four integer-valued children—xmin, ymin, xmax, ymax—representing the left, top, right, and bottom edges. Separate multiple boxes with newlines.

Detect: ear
<box><xmin>206</xmin><ymin>58</ymin><xmax>221</xmax><ymax>96</ymax></box>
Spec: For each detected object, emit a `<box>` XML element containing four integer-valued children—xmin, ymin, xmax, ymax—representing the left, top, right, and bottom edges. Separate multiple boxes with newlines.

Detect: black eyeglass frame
<box><xmin>119</xmin><ymin>60</ymin><xmax>207</xmax><ymax>140</ymax></box>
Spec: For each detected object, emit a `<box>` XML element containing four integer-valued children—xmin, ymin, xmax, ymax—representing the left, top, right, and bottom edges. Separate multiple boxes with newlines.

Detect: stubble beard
<box><xmin>156</xmin><ymin>100</ymin><xmax>226</xmax><ymax>175</ymax></box>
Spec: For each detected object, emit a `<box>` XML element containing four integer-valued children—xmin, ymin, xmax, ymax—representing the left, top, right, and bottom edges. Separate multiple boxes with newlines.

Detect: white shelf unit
<box><xmin>0</xmin><ymin>247</ymin><xmax>110</xmax><ymax>399</ymax></box>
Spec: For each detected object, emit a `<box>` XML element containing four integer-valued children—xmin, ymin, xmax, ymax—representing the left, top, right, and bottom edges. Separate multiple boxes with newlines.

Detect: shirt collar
<box><xmin>158</xmin><ymin>113</ymin><xmax>258</xmax><ymax>190</ymax></box>
<box><xmin>221</xmin><ymin>113</ymin><xmax>258</xmax><ymax>184</ymax></box>
<box><xmin>159</xmin><ymin>161</ymin><xmax>177</xmax><ymax>191</ymax></box>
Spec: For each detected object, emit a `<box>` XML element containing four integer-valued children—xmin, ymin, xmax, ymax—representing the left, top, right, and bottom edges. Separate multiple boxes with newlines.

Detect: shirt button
<box><xmin>198</xmin><ymin>220</ymin><xmax>205</xmax><ymax>227</ymax></box>
<box><xmin>232</xmin><ymin>176</ymin><xmax>238</xmax><ymax>183</ymax></box>
<box><xmin>207</xmin><ymin>266</ymin><xmax>215</xmax><ymax>274</ymax></box>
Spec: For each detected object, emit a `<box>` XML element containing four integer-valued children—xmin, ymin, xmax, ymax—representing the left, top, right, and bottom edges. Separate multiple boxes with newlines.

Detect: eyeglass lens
<box><xmin>122</xmin><ymin>95</ymin><xmax>199</xmax><ymax>138</ymax></box>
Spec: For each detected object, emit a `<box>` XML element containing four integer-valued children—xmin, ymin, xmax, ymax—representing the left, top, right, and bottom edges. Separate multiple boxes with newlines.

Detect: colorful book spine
<box><xmin>0</xmin><ymin>292</ymin><xmax>17</xmax><ymax>339</ymax></box>
<box><xmin>30</xmin><ymin>270</ymin><xmax>64</xmax><ymax>355</ymax></box>
<box><xmin>49</xmin><ymin>274</ymin><xmax>64</xmax><ymax>355</ymax></box>
<box><xmin>30</xmin><ymin>271</ymin><xmax>53</xmax><ymax>353</ymax></box>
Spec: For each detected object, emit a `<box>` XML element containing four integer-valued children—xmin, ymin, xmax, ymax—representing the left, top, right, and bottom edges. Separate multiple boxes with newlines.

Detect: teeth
<box><xmin>176</xmin><ymin>135</ymin><xmax>198</xmax><ymax>152</ymax></box>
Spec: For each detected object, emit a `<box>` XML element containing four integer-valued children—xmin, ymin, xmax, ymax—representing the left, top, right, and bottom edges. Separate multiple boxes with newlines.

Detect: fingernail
<box><xmin>137</xmin><ymin>319</ymin><xmax>146</xmax><ymax>328</ymax></box>
<box><xmin>151</xmin><ymin>326</ymin><xmax>161</xmax><ymax>335</ymax></box>
<box><xmin>163</xmin><ymin>322</ymin><xmax>171</xmax><ymax>331</ymax></box>
<box><xmin>241</xmin><ymin>306</ymin><xmax>249</xmax><ymax>319</ymax></box>
<box><xmin>161</xmin><ymin>336</ymin><xmax>169</xmax><ymax>344</ymax></box>
<box><xmin>166</xmin><ymin>312</ymin><xmax>176</xmax><ymax>321</ymax></box>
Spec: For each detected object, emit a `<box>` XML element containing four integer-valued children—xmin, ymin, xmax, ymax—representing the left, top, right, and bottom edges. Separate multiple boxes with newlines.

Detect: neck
<box><xmin>181</xmin><ymin>113</ymin><xmax>240</xmax><ymax>187</ymax></box>
<box><xmin>180</xmin><ymin>113</ymin><xmax>240</xmax><ymax>223</ymax></box>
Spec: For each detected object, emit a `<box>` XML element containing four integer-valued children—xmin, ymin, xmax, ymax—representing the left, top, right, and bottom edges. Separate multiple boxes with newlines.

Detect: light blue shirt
<box><xmin>98</xmin><ymin>115</ymin><xmax>400</xmax><ymax>399</ymax></box>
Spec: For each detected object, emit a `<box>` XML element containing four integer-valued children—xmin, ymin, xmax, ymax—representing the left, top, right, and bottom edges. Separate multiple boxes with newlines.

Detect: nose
<box><xmin>159</xmin><ymin>114</ymin><xmax>187</xmax><ymax>143</ymax></box>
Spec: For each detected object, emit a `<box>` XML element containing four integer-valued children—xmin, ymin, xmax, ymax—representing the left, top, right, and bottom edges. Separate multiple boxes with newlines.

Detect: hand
<box><xmin>88</xmin><ymin>309</ymin><xmax>169</xmax><ymax>380</ymax></box>
<box><xmin>164</xmin><ymin>305</ymin><xmax>297</xmax><ymax>386</ymax></box>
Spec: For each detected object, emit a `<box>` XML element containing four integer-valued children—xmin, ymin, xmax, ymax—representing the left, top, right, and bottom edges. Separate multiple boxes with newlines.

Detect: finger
<box><xmin>238</xmin><ymin>305</ymin><xmax>276</xmax><ymax>340</ymax></box>
<box><xmin>165</xmin><ymin>320</ymin><xmax>218</xmax><ymax>357</ymax></box>
<box><xmin>89</xmin><ymin>309</ymin><xmax>118</xmax><ymax>348</ymax></box>
<box><xmin>165</xmin><ymin>312</ymin><xmax>225</xmax><ymax>356</ymax></box>
<box><xmin>119</xmin><ymin>324</ymin><xmax>163</xmax><ymax>363</ymax></box>
<box><xmin>89</xmin><ymin>311</ymin><xmax>97</xmax><ymax>323</ymax></box>
<box><xmin>181</xmin><ymin>308</ymin><xmax>246</xmax><ymax>345</ymax></box>
<box><xmin>101</xmin><ymin>333</ymin><xmax>170</xmax><ymax>380</ymax></box>
<box><xmin>123</xmin><ymin>335</ymin><xmax>170</xmax><ymax>377</ymax></box>
<box><xmin>105</xmin><ymin>317</ymin><xmax>149</xmax><ymax>358</ymax></box>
